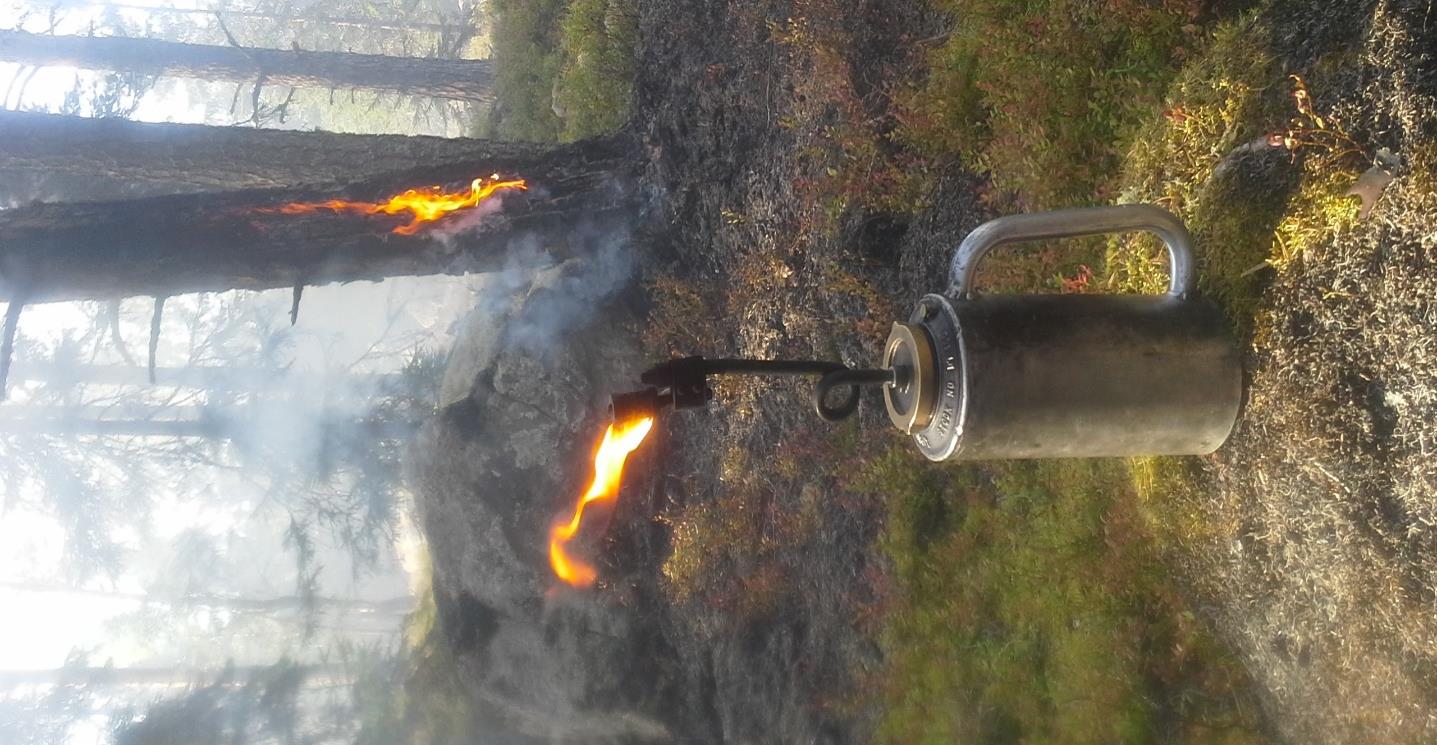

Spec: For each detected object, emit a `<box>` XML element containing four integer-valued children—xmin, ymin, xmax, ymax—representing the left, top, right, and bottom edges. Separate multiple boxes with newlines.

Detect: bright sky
<box><xmin>0</xmin><ymin>1</ymin><xmax>461</xmax><ymax>711</ymax></box>
<box><xmin>0</xmin><ymin>278</ymin><xmax>463</xmax><ymax>671</ymax></box>
<box><xmin>0</xmin><ymin>10</ymin><xmax>486</xmax><ymax>745</ymax></box>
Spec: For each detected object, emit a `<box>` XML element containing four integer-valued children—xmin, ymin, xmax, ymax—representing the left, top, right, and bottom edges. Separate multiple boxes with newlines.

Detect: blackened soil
<box><xmin>621</xmin><ymin>2</ymin><xmax>980</xmax><ymax>743</ymax></box>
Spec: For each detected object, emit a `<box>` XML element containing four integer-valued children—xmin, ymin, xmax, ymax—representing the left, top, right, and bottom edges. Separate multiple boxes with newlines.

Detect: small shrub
<box><xmin>897</xmin><ymin>0</ymin><xmax>1196</xmax><ymax>209</ymax></box>
<box><xmin>865</xmin><ymin>453</ymin><xmax>1271</xmax><ymax>745</ymax></box>
<box><xmin>487</xmin><ymin>0</ymin><xmax>567</xmax><ymax>141</ymax></box>
<box><xmin>555</xmin><ymin>0</ymin><xmax>638</xmax><ymax>140</ymax></box>
<box><xmin>1109</xmin><ymin>14</ymin><xmax>1363</xmax><ymax>328</ymax></box>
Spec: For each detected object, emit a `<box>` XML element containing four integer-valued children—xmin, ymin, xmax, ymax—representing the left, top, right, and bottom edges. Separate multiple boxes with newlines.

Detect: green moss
<box><xmin>487</xmin><ymin>0</ymin><xmax>567</xmax><ymax>141</ymax></box>
<box><xmin>869</xmin><ymin>454</ymin><xmax>1269</xmax><ymax>745</ymax></box>
<box><xmin>483</xmin><ymin>0</ymin><xmax>637</xmax><ymax>142</ymax></box>
<box><xmin>1107</xmin><ymin>14</ymin><xmax>1294</xmax><ymax>328</ymax></box>
<box><xmin>900</xmin><ymin>0</ymin><xmax>1194</xmax><ymax>210</ymax></box>
<box><xmin>555</xmin><ymin>0</ymin><xmax>638</xmax><ymax>140</ymax></box>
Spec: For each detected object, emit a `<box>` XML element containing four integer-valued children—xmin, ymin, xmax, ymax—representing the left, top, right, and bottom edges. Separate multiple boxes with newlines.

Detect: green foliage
<box><xmin>1107</xmin><ymin>14</ymin><xmax>1291</xmax><ymax>328</ymax></box>
<box><xmin>352</xmin><ymin>562</ymin><xmax>478</xmax><ymax>745</ymax></box>
<box><xmin>486</xmin><ymin>0</ymin><xmax>567</xmax><ymax>141</ymax></box>
<box><xmin>484</xmin><ymin>0</ymin><xmax>637</xmax><ymax>142</ymax></box>
<box><xmin>112</xmin><ymin>660</ymin><xmax>309</xmax><ymax>745</ymax></box>
<box><xmin>866</xmin><ymin>453</ymin><xmax>1269</xmax><ymax>745</ymax></box>
<box><xmin>555</xmin><ymin>0</ymin><xmax>638</xmax><ymax>140</ymax></box>
<box><xmin>899</xmin><ymin>0</ymin><xmax>1195</xmax><ymax>209</ymax></box>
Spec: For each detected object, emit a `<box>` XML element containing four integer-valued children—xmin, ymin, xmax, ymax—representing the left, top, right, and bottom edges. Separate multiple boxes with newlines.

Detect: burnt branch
<box><xmin>275</xmin><ymin>86</ymin><xmax>296</xmax><ymax>124</ymax></box>
<box><xmin>0</xmin><ymin>296</ymin><xmax>25</xmax><ymax>399</ymax></box>
<box><xmin>108</xmin><ymin>300</ymin><xmax>137</xmax><ymax>366</ymax></box>
<box><xmin>1</xmin><ymin>64</ymin><xmax>24</xmax><ymax>106</ymax></box>
<box><xmin>214</xmin><ymin>13</ymin><xmax>245</xmax><ymax>51</ymax></box>
<box><xmin>11</xmin><ymin>64</ymin><xmax>39</xmax><ymax>107</ymax></box>
<box><xmin>147</xmin><ymin>296</ymin><xmax>164</xmax><ymax>384</ymax></box>
<box><xmin>290</xmin><ymin>283</ymin><xmax>303</xmax><ymax>326</ymax></box>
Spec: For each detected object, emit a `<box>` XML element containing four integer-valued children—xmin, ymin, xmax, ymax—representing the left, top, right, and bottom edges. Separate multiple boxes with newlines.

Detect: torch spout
<box><xmin>617</xmin><ymin>355</ymin><xmax>896</xmax><ymax>423</ymax></box>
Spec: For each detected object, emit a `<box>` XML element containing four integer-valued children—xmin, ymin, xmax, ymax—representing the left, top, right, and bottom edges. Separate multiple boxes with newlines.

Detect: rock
<box><xmin>411</xmin><ymin>254</ymin><xmax>674</xmax><ymax>744</ymax></box>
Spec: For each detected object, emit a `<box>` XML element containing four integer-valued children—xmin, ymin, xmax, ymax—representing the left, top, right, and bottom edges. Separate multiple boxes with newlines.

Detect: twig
<box><xmin>108</xmin><ymin>300</ymin><xmax>138</xmax><ymax>367</ymax></box>
<box><xmin>290</xmin><ymin>282</ymin><xmax>304</xmax><ymax>326</ymax></box>
<box><xmin>11</xmin><ymin>65</ymin><xmax>40</xmax><ymax>108</ymax></box>
<box><xmin>229</xmin><ymin>82</ymin><xmax>243</xmax><ymax>116</ymax></box>
<box><xmin>214</xmin><ymin>12</ymin><xmax>244</xmax><ymax>49</ymax></box>
<box><xmin>274</xmin><ymin>86</ymin><xmax>297</xmax><ymax>124</ymax></box>
<box><xmin>2</xmin><ymin>65</ymin><xmax>27</xmax><ymax>109</ymax></box>
<box><xmin>148</xmin><ymin>296</ymin><xmax>165</xmax><ymax>385</ymax></box>
<box><xmin>1240</xmin><ymin>261</ymin><xmax>1272</xmax><ymax>278</ymax></box>
<box><xmin>248</xmin><ymin>74</ymin><xmax>266</xmax><ymax>126</ymax></box>
<box><xmin>0</xmin><ymin>297</ymin><xmax>25</xmax><ymax>400</ymax></box>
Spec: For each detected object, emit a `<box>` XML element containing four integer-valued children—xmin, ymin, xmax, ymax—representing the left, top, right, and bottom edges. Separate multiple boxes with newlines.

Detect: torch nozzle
<box><xmin>621</xmin><ymin>355</ymin><xmax>898</xmax><ymax>424</ymax></box>
<box><xmin>610</xmin><ymin>388</ymin><xmax>666</xmax><ymax>423</ymax></box>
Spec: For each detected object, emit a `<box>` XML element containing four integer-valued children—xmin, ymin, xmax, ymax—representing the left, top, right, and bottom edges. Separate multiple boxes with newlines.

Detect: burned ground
<box><xmin>1140</xmin><ymin>3</ymin><xmax>1437</xmax><ymax>739</ymax></box>
<box><xmin>410</xmin><ymin>0</ymin><xmax>1437</xmax><ymax>743</ymax></box>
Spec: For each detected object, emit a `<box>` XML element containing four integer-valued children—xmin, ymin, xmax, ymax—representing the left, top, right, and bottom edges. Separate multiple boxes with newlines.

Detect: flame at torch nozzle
<box><xmin>548</xmin><ymin>416</ymin><xmax>654</xmax><ymax>588</ymax></box>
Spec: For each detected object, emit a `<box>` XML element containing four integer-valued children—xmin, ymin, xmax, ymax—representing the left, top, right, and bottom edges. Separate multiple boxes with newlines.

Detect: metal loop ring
<box><xmin>814</xmin><ymin>368</ymin><xmax>897</xmax><ymax>421</ymax></box>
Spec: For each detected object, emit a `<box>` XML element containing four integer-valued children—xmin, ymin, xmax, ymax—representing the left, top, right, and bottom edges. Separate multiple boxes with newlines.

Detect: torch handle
<box><xmin>635</xmin><ymin>356</ymin><xmax>895</xmax><ymax>422</ymax></box>
<box><xmin>947</xmin><ymin>204</ymin><xmax>1197</xmax><ymax>299</ymax></box>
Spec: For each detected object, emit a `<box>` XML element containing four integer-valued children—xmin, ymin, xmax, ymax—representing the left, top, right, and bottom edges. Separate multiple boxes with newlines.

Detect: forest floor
<box><xmin>400</xmin><ymin>0</ymin><xmax>1437</xmax><ymax>743</ymax></box>
<box><xmin>621</xmin><ymin>0</ymin><xmax>1437</xmax><ymax>743</ymax></box>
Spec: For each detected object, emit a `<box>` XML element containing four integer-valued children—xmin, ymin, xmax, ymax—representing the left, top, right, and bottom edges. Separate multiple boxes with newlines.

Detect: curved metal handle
<box><xmin>947</xmin><ymin>204</ymin><xmax>1196</xmax><ymax>299</ymax></box>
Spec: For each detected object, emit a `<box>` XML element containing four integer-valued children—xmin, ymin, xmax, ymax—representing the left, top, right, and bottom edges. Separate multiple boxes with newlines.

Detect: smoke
<box><xmin>432</xmin><ymin>176</ymin><xmax>638</xmax><ymax>359</ymax></box>
<box><xmin>506</xmin><ymin>221</ymin><xmax>635</xmax><ymax>353</ymax></box>
<box><xmin>0</xmin><ymin>175</ymin><xmax>645</xmax><ymax>742</ymax></box>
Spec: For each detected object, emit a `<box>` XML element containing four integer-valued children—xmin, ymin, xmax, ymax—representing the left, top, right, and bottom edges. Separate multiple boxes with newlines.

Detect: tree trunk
<box><xmin>49</xmin><ymin>1</ymin><xmax>461</xmax><ymax>35</ymax></box>
<box><xmin>0</xmin><ymin>580</ymin><xmax>412</xmax><ymax>615</ymax></box>
<box><xmin>7</xmin><ymin>361</ymin><xmax>398</xmax><ymax>392</ymax></box>
<box><xmin>0</xmin><ymin>126</ymin><xmax>637</xmax><ymax>303</ymax></box>
<box><xmin>0</xmin><ymin>663</ymin><xmax>349</xmax><ymax>689</ymax></box>
<box><xmin>0</xmin><ymin>415</ymin><xmax>225</xmax><ymax>438</ymax></box>
<box><xmin>0</xmin><ymin>109</ymin><xmax>538</xmax><ymax>201</ymax></box>
<box><xmin>0</xmin><ymin>406</ymin><xmax>420</xmax><ymax>439</ymax></box>
<box><xmin>0</xmin><ymin>29</ymin><xmax>494</xmax><ymax>102</ymax></box>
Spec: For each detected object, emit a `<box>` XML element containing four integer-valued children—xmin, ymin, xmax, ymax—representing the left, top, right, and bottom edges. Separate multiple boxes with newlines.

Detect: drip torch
<box><xmin>615</xmin><ymin>204</ymin><xmax>1242</xmax><ymax>460</ymax></box>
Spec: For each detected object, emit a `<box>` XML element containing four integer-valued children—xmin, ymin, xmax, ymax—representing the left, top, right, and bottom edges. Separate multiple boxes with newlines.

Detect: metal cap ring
<box><xmin>882</xmin><ymin>322</ymin><xmax>937</xmax><ymax>434</ymax></box>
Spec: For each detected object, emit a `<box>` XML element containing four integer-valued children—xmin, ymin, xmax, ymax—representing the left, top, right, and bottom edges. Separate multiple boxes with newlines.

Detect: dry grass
<box><xmin>1170</xmin><ymin>177</ymin><xmax>1437</xmax><ymax>743</ymax></box>
<box><xmin>637</xmin><ymin>0</ymin><xmax>1437</xmax><ymax>741</ymax></box>
<box><xmin>1115</xmin><ymin>1</ymin><xmax>1437</xmax><ymax>740</ymax></box>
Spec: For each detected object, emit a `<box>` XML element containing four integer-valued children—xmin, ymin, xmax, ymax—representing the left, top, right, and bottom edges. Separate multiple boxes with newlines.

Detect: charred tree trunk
<box><xmin>48</xmin><ymin>1</ymin><xmax>460</xmax><ymax>35</ymax></box>
<box><xmin>0</xmin><ymin>580</ymin><xmax>412</xmax><ymax>615</ymax></box>
<box><xmin>0</xmin><ymin>407</ymin><xmax>419</xmax><ymax>439</ymax></box>
<box><xmin>6</xmin><ymin>362</ymin><xmax>398</xmax><ymax>391</ymax></box>
<box><xmin>0</xmin><ymin>664</ymin><xmax>349</xmax><ymax>689</ymax></box>
<box><xmin>0</xmin><ymin>130</ymin><xmax>637</xmax><ymax>303</ymax></box>
<box><xmin>0</xmin><ymin>110</ymin><xmax>533</xmax><ymax>201</ymax></box>
<box><xmin>0</xmin><ymin>29</ymin><xmax>494</xmax><ymax>102</ymax></box>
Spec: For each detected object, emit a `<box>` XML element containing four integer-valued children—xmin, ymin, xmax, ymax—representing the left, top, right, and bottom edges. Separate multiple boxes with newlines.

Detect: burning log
<box><xmin>0</xmin><ymin>134</ymin><xmax>633</xmax><ymax>304</ymax></box>
<box><xmin>259</xmin><ymin>176</ymin><xmax>528</xmax><ymax>236</ymax></box>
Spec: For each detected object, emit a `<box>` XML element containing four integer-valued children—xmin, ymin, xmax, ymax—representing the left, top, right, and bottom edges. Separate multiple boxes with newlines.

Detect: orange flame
<box><xmin>268</xmin><ymin>176</ymin><xmax>527</xmax><ymax>235</ymax></box>
<box><xmin>549</xmin><ymin>416</ymin><xmax>654</xmax><ymax>587</ymax></box>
